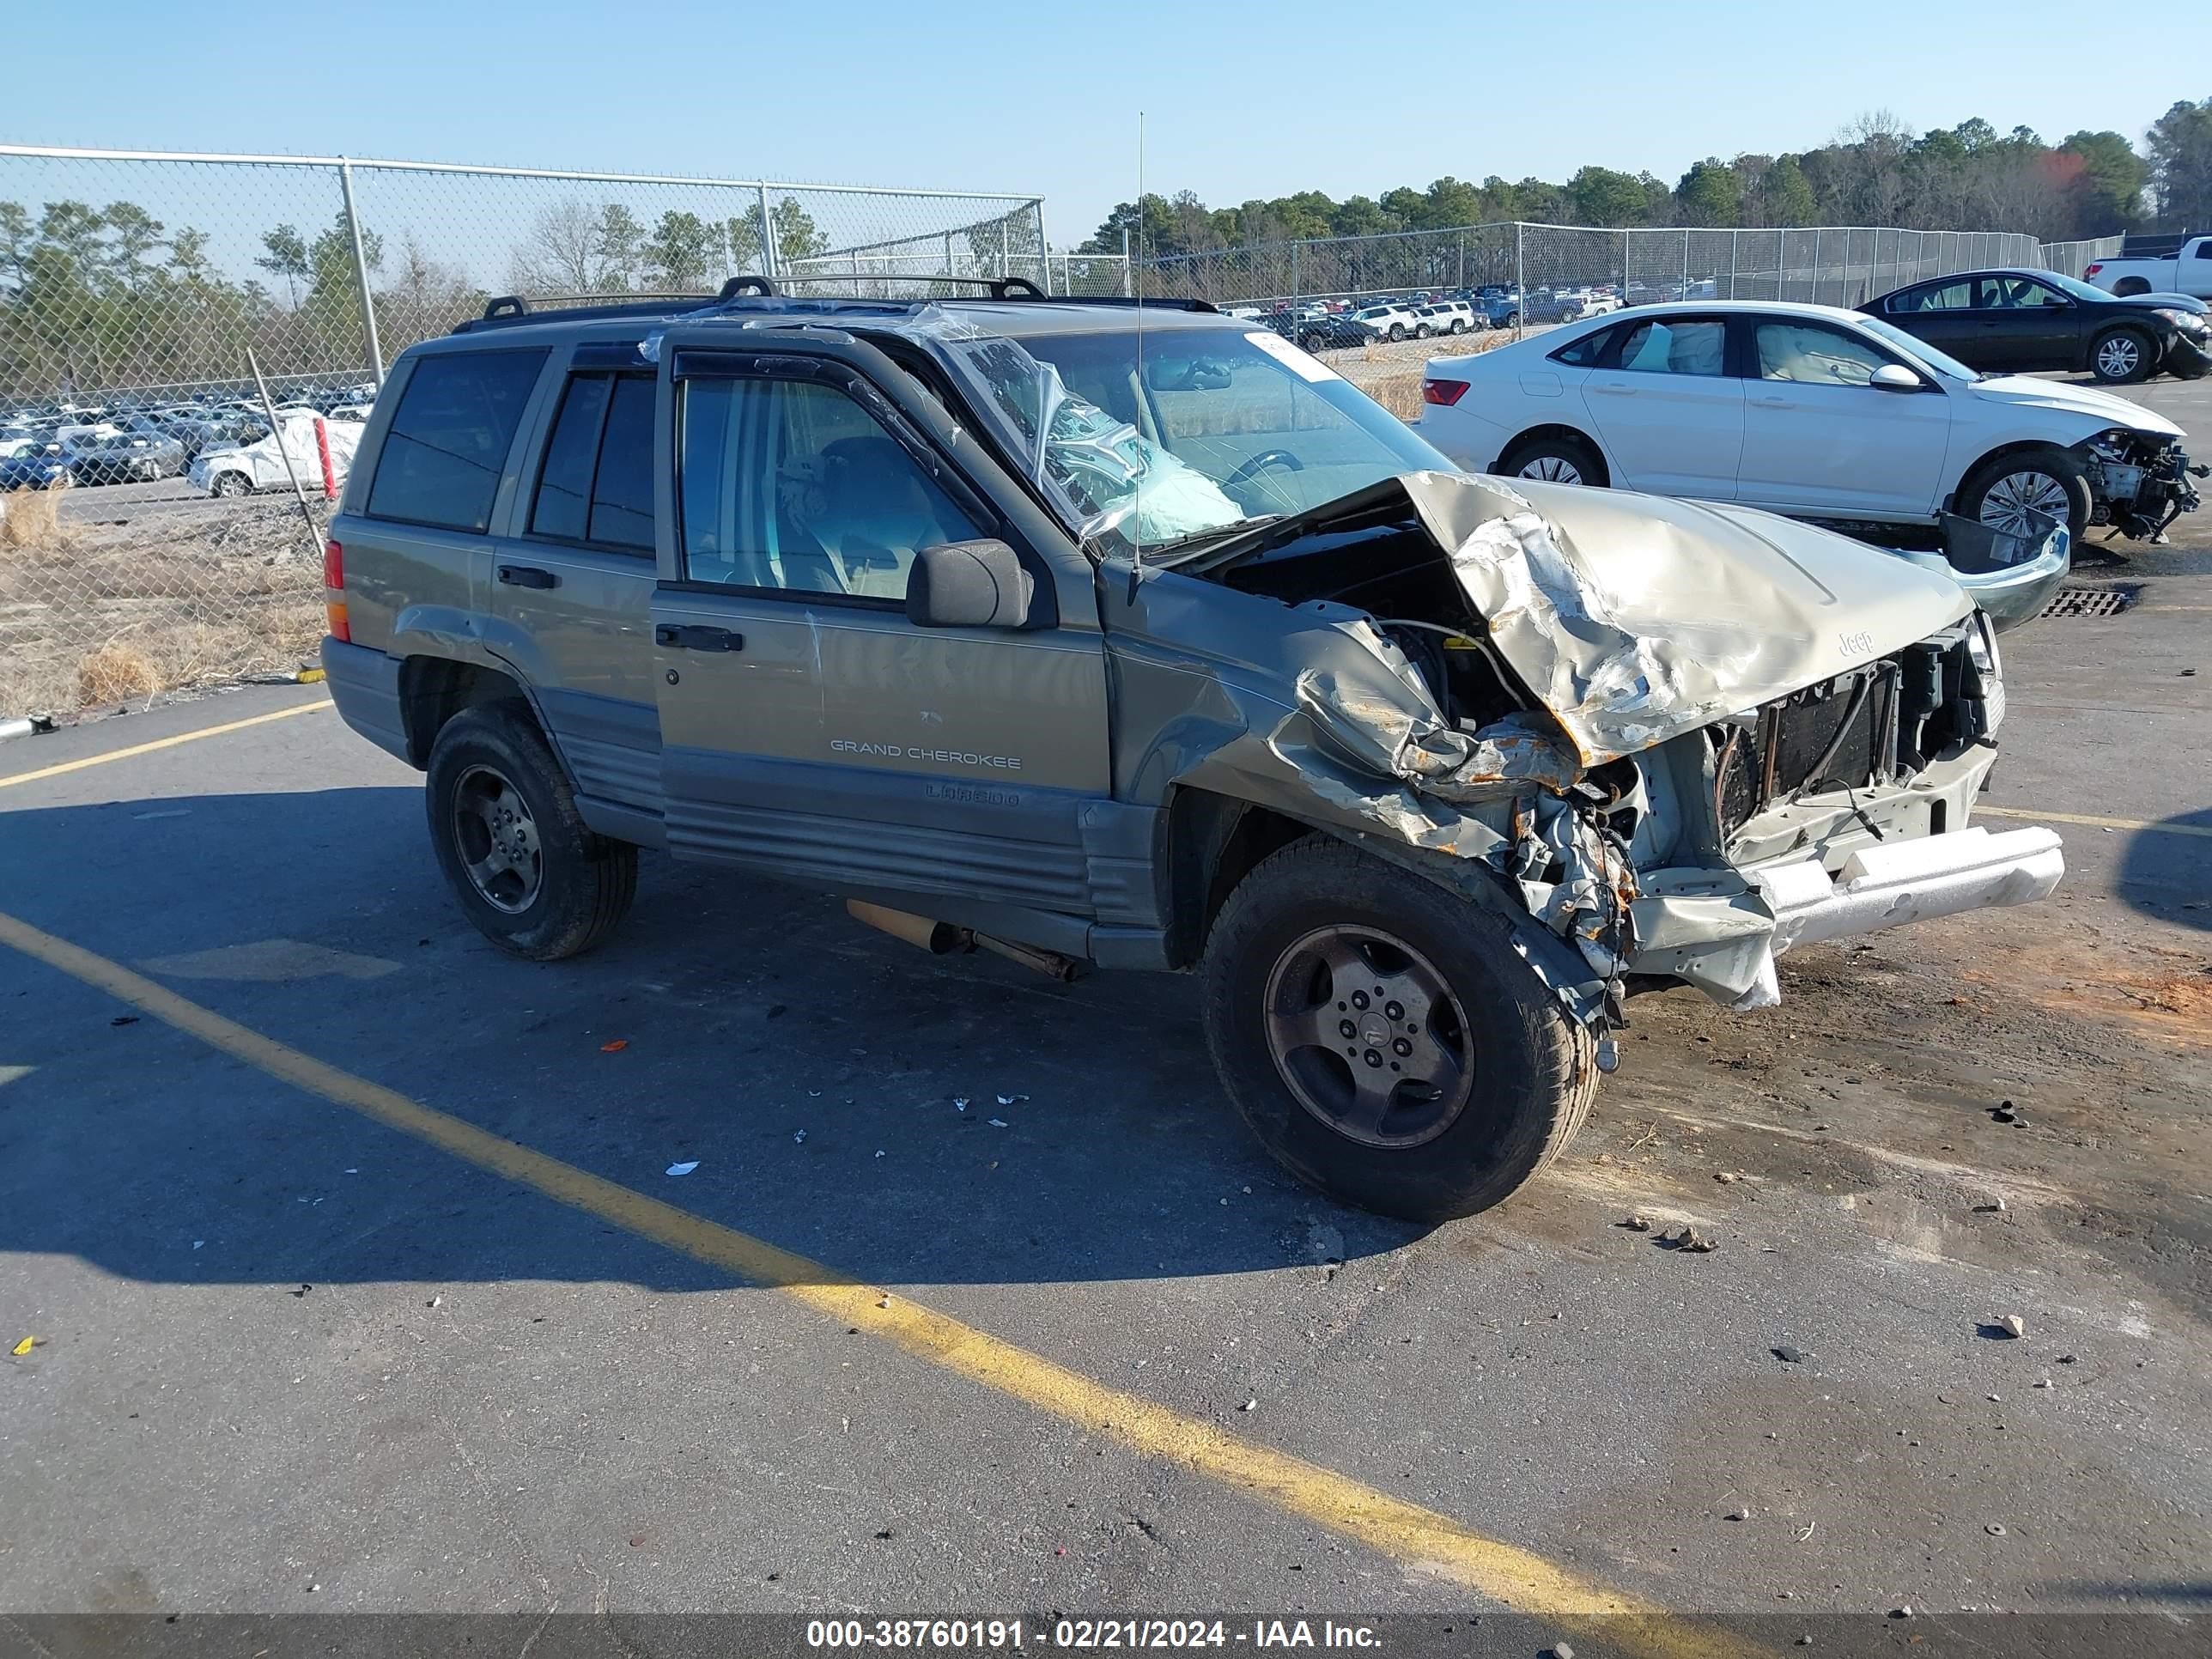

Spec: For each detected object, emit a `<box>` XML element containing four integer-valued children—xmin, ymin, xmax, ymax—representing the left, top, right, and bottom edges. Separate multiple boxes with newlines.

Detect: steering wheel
<box><xmin>1221</xmin><ymin>449</ymin><xmax>1304</xmax><ymax>494</ymax></box>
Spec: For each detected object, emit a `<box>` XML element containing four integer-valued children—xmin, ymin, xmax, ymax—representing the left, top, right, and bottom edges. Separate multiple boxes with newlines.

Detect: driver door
<box><xmin>651</xmin><ymin>353</ymin><xmax>1115</xmax><ymax>915</ymax></box>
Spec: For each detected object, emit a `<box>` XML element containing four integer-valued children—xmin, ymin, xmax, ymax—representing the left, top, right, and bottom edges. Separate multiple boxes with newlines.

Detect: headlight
<box><xmin>2154</xmin><ymin>307</ymin><xmax>2207</xmax><ymax>333</ymax></box>
<box><xmin>1966</xmin><ymin>612</ymin><xmax>1998</xmax><ymax>678</ymax></box>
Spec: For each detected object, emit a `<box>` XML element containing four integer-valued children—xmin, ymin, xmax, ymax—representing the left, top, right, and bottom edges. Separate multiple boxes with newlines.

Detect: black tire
<box><xmin>1449</xmin><ymin>318</ymin><xmax>1467</xmax><ymax>334</ymax></box>
<box><xmin>212</xmin><ymin>471</ymin><xmax>252</xmax><ymax>497</ymax></box>
<box><xmin>424</xmin><ymin>702</ymin><xmax>638</xmax><ymax>961</ymax></box>
<box><xmin>2088</xmin><ymin>326</ymin><xmax>2155</xmax><ymax>385</ymax></box>
<box><xmin>1387</xmin><ymin>324</ymin><xmax>1406</xmax><ymax>343</ymax></box>
<box><xmin>1201</xmin><ymin>836</ymin><xmax>1595</xmax><ymax>1223</ymax></box>
<box><xmin>1954</xmin><ymin>445</ymin><xmax>2094</xmax><ymax>543</ymax></box>
<box><xmin>2112</xmin><ymin>277</ymin><xmax>2150</xmax><ymax>297</ymax></box>
<box><xmin>1498</xmin><ymin>430</ymin><xmax>1606</xmax><ymax>488</ymax></box>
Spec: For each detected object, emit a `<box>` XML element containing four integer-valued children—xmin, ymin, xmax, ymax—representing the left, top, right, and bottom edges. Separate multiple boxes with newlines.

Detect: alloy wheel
<box><xmin>2095</xmin><ymin>335</ymin><xmax>2142</xmax><ymax>380</ymax></box>
<box><xmin>1519</xmin><ymin>454</ymin><xmax>1583</xmax><ymax>485</ymax></box>
<box><xmin>1978</xmin><ymin>470</ymin><xmax>2070</xmax><ymax>536</ymax></box>
<box><xmin>451</xmin><ymin>764</ymin><xmax>544</xmax><ymax>915</ymax></box>
<box><xmin>1261</xmin><ymin>924</ymin><xmax>1475</xmax><ymax>1149</ymax></box>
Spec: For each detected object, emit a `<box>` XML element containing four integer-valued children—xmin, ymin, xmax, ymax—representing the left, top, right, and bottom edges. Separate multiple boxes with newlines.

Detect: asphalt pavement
<box><xmin>1</xmin><ymin>374</ymin><xmax>2206</xmax><ymax>1659</ymax></box>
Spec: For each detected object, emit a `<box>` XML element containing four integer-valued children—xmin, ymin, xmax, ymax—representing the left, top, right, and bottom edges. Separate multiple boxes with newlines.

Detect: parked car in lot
<box><xmin>0</xmin><ymin>449</ymin><xmax>72</xmax><ymax>489</ymax></box>
<box><xmin>187</xmin><ymin>412</ymin><xmax>361</xmax><ymax>497</ymax></box>
<box><xmin>1421</xmin><ymin>301</ymin><xmax>2203</xmax><ymax>545</ymax></box>
<box><xmin>2083</xmin><ymin>234</ymin><xmax>2212</xmax><ymax>301</ymax></box>
<box><xmin>1415</xmin><ymin>301</ymin><xmax>1482</xmax><ymax>337</ymax></box>
<box><xmin>1276</xmin><ymin>311</ymin><xmax>1371</xmax><ymax>352</ymax></box>
<box><xmin>1865</xmin><ymin>268</ymin><xmax>2211</xmax><ymax>385</ymax></box>
<box><xmin>318</xmin><ymin>283</ymin><xmax>2064</xmax><ymax>1223</ymax></box>
<box><xmin>65</xmin><ymin>430</ymin><xmax>185</xmax><ymax>483</ymax></box>
<box><xmin>1474</xmin><ymin>287</ymin><xmax>1522</xmax><ymax>329</ymax></box>
<box><xmin>1352</xmin><ymin>302</ymin><xmax>1426</xmax><ymax>342</ymax></box>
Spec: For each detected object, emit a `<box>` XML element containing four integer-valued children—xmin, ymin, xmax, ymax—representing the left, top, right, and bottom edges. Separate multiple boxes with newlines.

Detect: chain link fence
<box><xmin>1133</xmin><ymin>221</ymin><xmax>2049</xmax><ymax>313</ymax></box>
<box><xmin>0</xmin><ymin>144</ymin><xmax>1045</xmax><ymax>716</ymax></box>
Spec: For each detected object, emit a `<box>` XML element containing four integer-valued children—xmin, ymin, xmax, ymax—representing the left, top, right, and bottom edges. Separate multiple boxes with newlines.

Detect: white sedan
<box><xmin>1419</xmin><ymin>300</ymin><xmax>2199</xmax><ymax>543</ymax></box>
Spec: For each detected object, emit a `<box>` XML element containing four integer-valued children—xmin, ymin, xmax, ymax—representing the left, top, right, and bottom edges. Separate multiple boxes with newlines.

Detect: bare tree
<box><xmin>507</xmin><ymin>198</ymin><xmax>605</xmax><ymax>295</ymax></box>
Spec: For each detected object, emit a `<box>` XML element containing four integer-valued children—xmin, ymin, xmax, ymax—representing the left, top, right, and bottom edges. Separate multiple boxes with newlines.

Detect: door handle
<box><xmin>655</xmin><ymin>623</ymin><xmax>744</xmax><ymax>653</ymax></box>
<box><xmin>1588</xmin><ymin>381</ymin><xmax>1634</xmax><ymax>396</ymax></box>
<box><xmin>497</xmin><ymin>564</ymin><xmax>558</xmax><ymax>590</ymax></box>
<box><xmin>1747</xmin><ymin>396</ymin><xmax>1791</xmax><ymax>409</ymax></box>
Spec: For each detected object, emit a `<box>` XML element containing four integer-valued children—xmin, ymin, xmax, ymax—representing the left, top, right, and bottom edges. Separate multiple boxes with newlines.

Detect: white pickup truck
<box><xmin>2084</xmin><ymin>234</ymin><xmax>2212</xmax><ymax>300</ymax></box>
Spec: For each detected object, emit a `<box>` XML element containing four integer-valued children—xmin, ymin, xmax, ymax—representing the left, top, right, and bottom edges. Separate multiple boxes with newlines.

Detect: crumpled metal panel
<box><xmin>1394</xmin><ymin>471</ymin><xmax>1973</xmax><ymax>764</ymax></box>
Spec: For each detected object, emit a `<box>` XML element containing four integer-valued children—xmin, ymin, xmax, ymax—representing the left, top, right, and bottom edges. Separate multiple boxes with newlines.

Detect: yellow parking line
<box><xmin>0</xmin><ymin>904</ymin><xmax>1747</xmax><ymax>1659</ymax></box>
<box><xmin>0</xmin><ymin>698</ymin><xmax>330</xmax><ymax>791</ymax></box>
<box><xmin>1980</xmin><ymin>805</ymin><xmax>2212</xmax><ymax>841</ymax></box>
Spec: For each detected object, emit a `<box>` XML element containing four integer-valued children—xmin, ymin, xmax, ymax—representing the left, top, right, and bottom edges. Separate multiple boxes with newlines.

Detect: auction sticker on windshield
<box><xmin>1244</xmin><ymin>331</ymin><xmax>1341</xmax><ymax>383</ymax></box>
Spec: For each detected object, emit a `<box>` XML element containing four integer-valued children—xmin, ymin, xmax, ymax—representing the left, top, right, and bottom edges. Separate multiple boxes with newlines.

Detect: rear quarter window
<box><xmin>366</xmin><ymin>349</ymin><xmax>547</xmax><ymax>532</ymax></box>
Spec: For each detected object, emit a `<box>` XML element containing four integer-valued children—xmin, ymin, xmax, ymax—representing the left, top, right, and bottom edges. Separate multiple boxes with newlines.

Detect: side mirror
<box><xmin>906</xmin><ymin>538</ymin><xmax>1036</xmax><ymax>630</ymax></box>
<box><xmin>1870</xmin><ymin>363</ymin><xmax>1924</xmax><ymax>392</ymax></box>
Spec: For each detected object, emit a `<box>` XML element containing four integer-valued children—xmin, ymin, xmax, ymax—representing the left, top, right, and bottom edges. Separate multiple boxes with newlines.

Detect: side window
<box><xmin>366</xmin><ymin>349</ymin><xmax>545</xmax><ymax>532</ymax></box>
<box><xmin>1754</xmin><ymin>322</ymin><xmax>1891</xmax><ymax>386</ymax></box>
<box><xmin>587</xmin><ymin>377</ymin><xmax>655</xmax><ymax>550</ymax></box>
<box><xmin>1610</xmin><ymin>319</ymin><xmax>1725</xmax><ymax>375</ymax></box>
<box><xmin>1894</xmin><ymin>280</ymin><xmax>1973</xmax><ymax>313</ymax></box>
<box><xmin>678</xmin><ymin>377</ymin><xmax>981</xmax><ymax>601</ymax></box>
<box><xmin>528</xmin><ymin>373</ymin><xmax>655</xmax><ymax>553</ymax></box>
<box><xmin>1983</xmin><ymin>276</ymin><xmax>2066</xmax><ymax>309</ymax></box>
<box><xmin>529</xmin><ymin>374</ymin><xmax>611</xmax><ymax>541</ymax></box>
<box><xmin>1550</xmin><ymin>325</ymin><xmax>1614</xmax><ymax>368</ymax></box>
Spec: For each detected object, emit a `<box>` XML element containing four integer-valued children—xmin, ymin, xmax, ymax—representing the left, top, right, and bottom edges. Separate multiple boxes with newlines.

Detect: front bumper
<box><xmin>1886</xmin><ymin>514</ymin><xmax>2069</xmax><ymax>632</ymax></box>
<box><xmin>2162</xmin><ymin>334</ymin><xmax>2209</xmax><ymax>379</ymax></box>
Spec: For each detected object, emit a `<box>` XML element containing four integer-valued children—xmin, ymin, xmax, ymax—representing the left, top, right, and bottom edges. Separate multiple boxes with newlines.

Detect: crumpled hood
<box><xmin>1966</xmin><ymin>375</ymin><xmax>2184</xmax><ymax>437</ymax></box>
<box><xmin>1395</xmin><ymin>471</ymin><xmax>1972</xmax><ymax>763</ymax></box>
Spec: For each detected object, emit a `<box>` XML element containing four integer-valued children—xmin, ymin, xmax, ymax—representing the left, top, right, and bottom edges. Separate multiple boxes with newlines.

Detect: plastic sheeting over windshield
<box><xmin>908</xmin><ymin>311</ymin><xmax>1247</xmax><ymax>546</ymax></box>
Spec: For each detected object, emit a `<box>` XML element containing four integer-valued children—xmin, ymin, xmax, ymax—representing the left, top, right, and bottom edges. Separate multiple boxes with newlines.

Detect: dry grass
<box><xmin>1</xmin><ymin>485</ymin><xmax>75</xmax><ymax>552</ymax></box>
<box><xmin>0</xmin><ymin>497</ymin><xmax>324</xmax><ymax>716</ymax></box>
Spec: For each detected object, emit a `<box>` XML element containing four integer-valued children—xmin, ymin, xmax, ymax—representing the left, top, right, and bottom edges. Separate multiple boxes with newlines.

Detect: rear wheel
<box><xmin>1202</xmin><ymin>837</ymin><xmax>1594</xmax><ymax>1223</ymax></box>
<box><xmin>1498</xmin><ymin>431</ymin><xmax>1605</xmax><ymax>488</ymax></box>
<box><xmin>212</xmin><ymin>471</ymin><xmax>252</xmax><ymax>497</ymax></box>
<box><xmin>2089</xmin><ymin>327</ymin><xmax>2154</xmax><ymax>385</ymax></box>
<box><xmin>1955</xmin><ymin>445</ymin><xmax>2093</xmax><ymax>542</ymax></box>
<box><xmin>1388</xmin><ymin>324</ymin><xmax>1407</xmax><ymax>343</ymax></box>
<box><xmin>425</xmin><ymin>703</ymin><xmax>638</xmax><ymax>960</ymax></box>
<box><xmin>2112</xmin><ymin>277</ymin><xmax>2151</xmax><ymax>297</ymax></box>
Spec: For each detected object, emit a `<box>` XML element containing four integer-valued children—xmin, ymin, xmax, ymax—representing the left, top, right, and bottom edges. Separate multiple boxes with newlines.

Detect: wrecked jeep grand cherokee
<box><xmin>319</xmin><ymin>280</ymin><xmax>2064</xmax><ymax>1223</ymax></box>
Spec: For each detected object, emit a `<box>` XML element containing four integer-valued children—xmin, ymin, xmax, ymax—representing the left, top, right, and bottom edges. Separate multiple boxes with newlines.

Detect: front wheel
<box><xmin>1449</xmin><ymin>319</ymin><xmax>1468</xmax><ymax>334</ymax></box>
<box><xmin>1201</xmin><ymin>837</ymin><xmax>1595</xmax><ymax>1223</ymax></box>
<box><xmin>211</xmin><ymin>472</ymin><xmax>252</xmax><ymax>497</ymax></box>
<box><xmin>424</xmin><ymin>703</ymin><xmax>638</xmax><ymax>960</ymax></box>
<box><xmin>1955</xmin><ymin>446</ymin><xmax>2093</xmax><ymax>542</ymax></box>
<box><xmin>2089</xmin><ymin>327</ymin><xmax>2154</xmax><ymax>385</ymax></box>
<box><xmin>1387</xmin><ymin>325</ymin><xmax>1406</xmax><ymax>343</ymax></box>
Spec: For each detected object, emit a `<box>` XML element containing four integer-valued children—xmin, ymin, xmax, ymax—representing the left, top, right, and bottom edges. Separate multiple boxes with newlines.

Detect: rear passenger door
<box><xmin>651</xmin><ymin>350</ymin><xmax>1115</xmax><ymax>919</ymax></box>
<box><xmin>1576</xmin><ymin>315</ymin><xmax>1741</xmax><ymax>499</ymax></box>
<box><xmin>488</xmin><ymin>345</ymin><xmax>665</xmax><ymax>823</ymax></box>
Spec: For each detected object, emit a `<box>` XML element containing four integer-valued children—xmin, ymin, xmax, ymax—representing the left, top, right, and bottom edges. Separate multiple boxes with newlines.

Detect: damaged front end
<box><xmin>2085</xmin><ymin>429</ymin><xmax>2205</xmax><ymax>542</ymax></box>
<box><xmin>1111</xmin><ymin>470</ymin><xmax>2064</xmax><ymax>1038</ymax></box>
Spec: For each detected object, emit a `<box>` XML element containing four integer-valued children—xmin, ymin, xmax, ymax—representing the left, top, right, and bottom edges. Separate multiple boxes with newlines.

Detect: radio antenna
<box><xmin>1127</xmin><ymin>112</ymin><xmax>1146</xmax><ymax>599</ymax></box>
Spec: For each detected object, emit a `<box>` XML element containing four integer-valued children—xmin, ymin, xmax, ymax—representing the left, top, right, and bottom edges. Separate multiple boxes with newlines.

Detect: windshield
<box><xmin>927</xmin><ymin>321</ymin><xmax>1453</xmax><ymax>554</ymax></box>
<box><xmin>2040</xmin><ymin>270</ymin><xmax>2119</xmax><ymax>304</ymax></box>
<box><xmin>1856</xmin><ymin>315</ymin><xmax>1981</xmax><ymax>383</ymax></box>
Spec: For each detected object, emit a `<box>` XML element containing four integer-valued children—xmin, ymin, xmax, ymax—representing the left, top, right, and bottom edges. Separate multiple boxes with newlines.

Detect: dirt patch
<box><xmin>1962</xmin><ymin>933</ymin><xmax>2212</xmax><ymax>1050</ymax></box>
<box><xmin>0</xmin><ymin>498</ymin><xmax>322</xmax><ymax>716</ymax></box>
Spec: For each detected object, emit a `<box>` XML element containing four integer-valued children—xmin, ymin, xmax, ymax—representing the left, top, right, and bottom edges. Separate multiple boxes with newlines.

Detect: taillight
<box><xmin>1423</xmin><ymin>378</ymin><xmax>1469</xmax><ymax>407</ymax></box>
<box><xmin>2084</xmin><ymin>262</ymin><xmax>2103</xmax><ymax>276</ymax></box>
<box><xmin>323</xmin><ymin>536</ymin><xmax>349</xmax><ymax>642</ymax></box>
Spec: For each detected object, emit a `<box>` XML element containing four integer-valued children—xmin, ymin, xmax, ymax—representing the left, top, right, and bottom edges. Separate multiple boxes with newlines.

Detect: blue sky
<box><xmin>8</xmin><ymin>0</ymin><xmax>2203</xmax><ymax>246</ymax></box>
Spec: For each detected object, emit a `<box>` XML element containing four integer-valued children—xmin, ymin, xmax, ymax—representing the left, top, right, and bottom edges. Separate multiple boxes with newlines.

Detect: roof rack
<box><xmin>777</xmin><ymin>273</ymin><xmax>1050</xmax><ymax>300</ymax></box>
<box><xmin>453</xmin><ymin>275</ymin><xmax>779</xmax><ymax>333</ymax></box>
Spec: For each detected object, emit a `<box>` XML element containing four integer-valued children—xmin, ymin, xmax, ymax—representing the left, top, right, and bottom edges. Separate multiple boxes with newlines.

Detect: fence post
<box><xmin>1728</xmin><ymin>228</ymin><xmax>1738</xmax><ymax>299</ymax></box>
<box><xmin>336</xmin><ymin>159</ymin><xmax>384</xmax><ymax>390</ymax></box>
<box><xmin>1121</xmin><ymin>228</ymin><xmax>1132</xmax><ymax>296</ymax></box>
<box><xmin>757</xmin><ymin>185</ymin><xmax>780</xmax><ymax>283</ymax></box>
<box><xmin>1035</xmin><ymin>200</ymin><xmax>1051</xmax><ymax>294</ymax></box>
<box><xmin>1514</xmin><ymin>222</ymin><xmax>1525</xmax><ymax>340</ymax></box>
<box><xmin>1621</xmin><ymin>228</ymin><xmax>1629</xmax><ymax>295</ymax></box>
<box><xmin>1811</xmin><ymin>228</ymin><xmax>1823</xmax><ymax>306</ymax></box>
<box><xmin>1291</xmin><ymin>240</ymin><xmax>1302</xmax><ymax>301</ymax></box>
<box><xmin>1457</xmin><ymin>229</ymin><xmax>1465</xmax><ymax>289</ymax></box>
